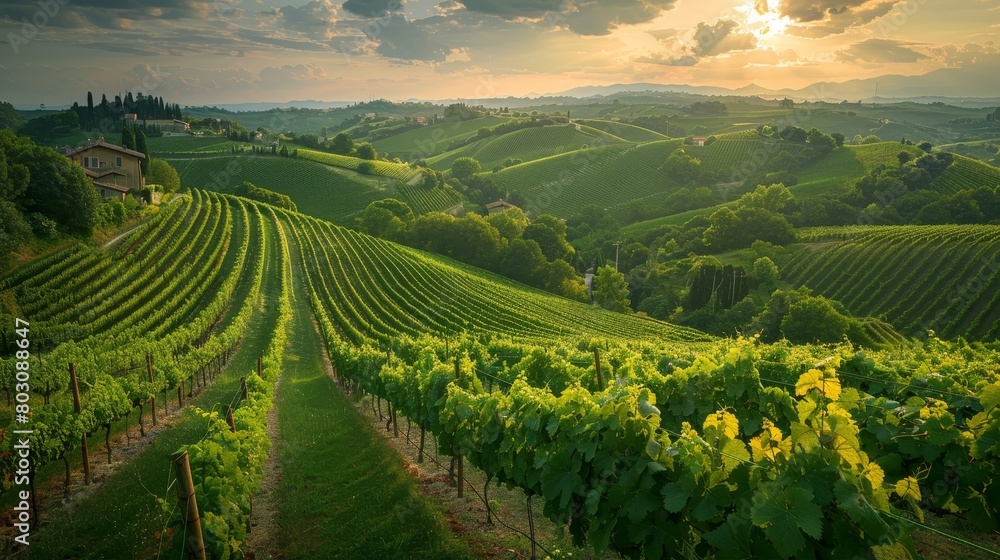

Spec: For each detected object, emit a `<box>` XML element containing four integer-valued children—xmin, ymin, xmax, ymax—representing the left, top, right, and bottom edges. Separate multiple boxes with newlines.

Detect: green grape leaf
<box><xmin>661</xmin><ymin>480</ymin><xmax>691</xmax><ymax>513</ymax></box>
<box><xmin>751</xmin><ymin>482</ymin><xmax>823</xmax><ymax>558</ymax></box>
<box><xmin>894</xmin><ymin>477</ymin><xmax>921</xmax><ymax>502</ymax></box>
<box><xmin>980</xmin><ymin>382</ymin><xmax>1000</xmax><ymax>412</ymax></box>
<box><xmin>541</xmin><ymin>453</ymin><xmax>582</xmax><ymax>511</ymax></box>
<box><xmin>703</xmin><ymin>516</ymin><xmax>755</xmax><ymax>560</ymax></box>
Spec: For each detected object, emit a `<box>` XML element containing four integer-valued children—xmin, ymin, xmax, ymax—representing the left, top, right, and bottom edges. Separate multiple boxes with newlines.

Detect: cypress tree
<box><xmin>135</xmin><ymin>128</ymin><xmax>149</xmax><ymax>174</ymax></box>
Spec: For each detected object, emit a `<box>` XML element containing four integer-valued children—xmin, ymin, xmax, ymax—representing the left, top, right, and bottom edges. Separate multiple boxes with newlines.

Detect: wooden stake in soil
<box><xmin>147</xmin><ymin>354</ymin><xmax>157</xmax><ymax>426</ymax></box>
<box><xmin>178</xmin><ymin>380</ymin><xmax>185</xmax><ymax>408</ymax></box>
<box><xmin>172</xmin><ymin>451</ymin><xmax>207</xmax><ymax>560</ymax></box>
<box><xmin>226</xmin><ymin>407</ymin><xmax>236</xmax><ymax>433</ymax></box>
<box><xmin>457</xmin><ymin>452</ymin><xmax>464</xmax><ymax>498</ymax></box>
<box><xmin>418</xmin><ymin>425</ymin><xmax>426</xmax><ymax>463</ymax></box>
<box><xmin>257</xmin><ymin>356</ymin><xmax>262</xmax><ymax>377</ymax></box>
<box><xmin>70</xmin><ymin>363</ymin><xmax>91</xmax><ymax>485</ymax></box>
<box><xmin>240</xmin><ymin>376</ymin><xmax>248</xmax><ymax>402</ymax></box>
<box><xmin>392</xmin><ymin>402</ymin><xmax>399</xmax><ymax>438</ymax></box>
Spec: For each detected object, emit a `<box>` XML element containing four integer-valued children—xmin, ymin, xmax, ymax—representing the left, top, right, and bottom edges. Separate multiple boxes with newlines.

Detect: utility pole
<box><xmin>613</xmin><ymin>241</ymin><xmax>622</xmax><ymax>272</ymax></box>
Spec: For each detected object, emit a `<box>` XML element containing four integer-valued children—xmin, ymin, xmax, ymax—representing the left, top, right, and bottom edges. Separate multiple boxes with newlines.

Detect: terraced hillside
<box><xmin>281</xmin><ymin>208</ymin><xmax>708</xmax><ymax>343</ymax></box>
<box><xmin>168</xmin><ymin>155</ymin><xmax>400</xmax><ymax>223</ymax></box>
<box><xmin>573</xmin><ymin>119</ymin><xmax>668</xmax><ymax>142</ymax></box>
<box><xmin>297</xmin><ymin>148</ymin><xmax>419</xmax><ymax>181</ymax></box>
<box><xmin>929</xmin><ymin>154</ymin><xmax>1000</xmax><ymax>193</ymax></box>
<box><xmin>486</xmin><ymin>139</ymin><xmax>684</xmax><ymax>217</ymax></box>
<box><xmin>169</xmin><ymin>154</ymin><xmax>460</xmax><ymax>223</ymax></box>
<box><xmin>784</xmin><ymin>225</ymin><xmax>1000</xmax><ymax>339</ymax></box>
<box><xmin>373</xmin><ymin>116</ymin><xmax>510</xmax><ymax>159</ymax></box>
<box><xmin>5</xmin><ymin>191</ymin><xmax>1000</xmax><ymax>560</ymax></box>
<box><xmin>426</xmin><ymin>124</ymin><xmax>624</xmax><ymax>171</ymax></box>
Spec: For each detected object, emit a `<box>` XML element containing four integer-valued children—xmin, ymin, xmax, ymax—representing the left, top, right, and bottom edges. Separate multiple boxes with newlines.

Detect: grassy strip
<box><xmin>7</xmin><ymin>201</ymin><xmax>281</xmax><ymax>559</ymax></box>
<box><xmin>167</xmin><ymin>205</ymin><xmax>291</xmax><ymax>558</ymax></box>
<box><xmin>270</xmin><ymin>213</ymin><xmax>471</xmax><ymax>560</ymax></box>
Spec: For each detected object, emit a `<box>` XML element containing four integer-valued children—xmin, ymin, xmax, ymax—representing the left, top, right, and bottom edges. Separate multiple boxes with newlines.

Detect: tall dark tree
<box><xmin>135</xmin><ymin>128</ymin><xmax>149</xmax><ymax>174</ymax></box>
<box><xmin>86</xmin><ymin>91</ymin><xmax>94</xmax><ymax>129</ymax></box>
<box><xmin>121</xmin><ymin>124</ymin><xmax>136</xmax><ymax>151</ymax></box>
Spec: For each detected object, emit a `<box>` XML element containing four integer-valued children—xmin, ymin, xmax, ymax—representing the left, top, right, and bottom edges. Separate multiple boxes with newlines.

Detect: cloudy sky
<box><xmin>1</xmin><ymin>0</ymin><xmax>997</xmax><ymax>105</ymax></box>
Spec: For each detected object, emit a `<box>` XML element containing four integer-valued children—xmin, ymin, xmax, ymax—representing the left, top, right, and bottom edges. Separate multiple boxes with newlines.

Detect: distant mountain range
<box><xmin>14</xmin><ymin>55</ymin><xmax>1000</xmax><ymax>112</ymax></box>
<box><xmin>551</xmin><ymin>54</ymin><xmax>1000</xmax><ymax>107</ymax></box>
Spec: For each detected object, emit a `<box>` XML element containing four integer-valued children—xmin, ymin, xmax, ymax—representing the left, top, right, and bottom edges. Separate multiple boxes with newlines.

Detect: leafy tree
<box><xmin>738</xmin><ymin>183</ymin><xmax>794</xmax><ymax>213</ymax></box>
<box><xmin>486</xmin><ymin>207</ymin><xmax>529</xmax><ymax>242</ymax></box>
<box><xmin>297</xmin><ymin>133</ymin><xmax>321</xmax><ymax>148</ymax></box>
<box><xmin>779</xmin><ymin>126</ymin><xmax>808</xmax><ymax>143</ymax></box>
<box><xmin>661</xmin><ymin>148</ymin><xmax>701</xmax><ymax>185</ymax></box>
<box><xmin>451</xmin><ymin>157</ymin><xmax>482</xmax><ymax>181</ymax></box>
<box><xmin>0</xmin><ymin>200</ymin><xmax>30</xmax><ymax>256</ymax></box>
<box><xmin>806</xmin><ymin>128</ymin><xmax>836</xmax><ymax>155</ymax></box>
<box><xmin>355</xmin><ymin>142</ymin><xmax>377</xmax><ymax>160</ymax></box>
<box><xmin>751</xmin><ymin>256</ymin><xmax>779</xmax><ymax>288</ymax></box>
<box><xmin>147</xmin><ymin>159</ymin><xmax>181</xmax><ymax>193</ymax></box>
<box><xmin>331</xmin><ymin>132</ymin><xmax>354</xmax><ymax>155</ymax></box>
<box><xmin>17</xmin><ymin>143</ymin><xmax>99</xmax><ymax>232</ymax></box>
<box><xmin>523</xmin><ymin>214</ymin><xmax>573</xmax><ymax>262</ymax></box>
<box><xmin>619</xmin><ymin>242</ymin><xmax>650</xmax><ymax>272</ymax></box>
<box><xmin>499</xmin><ymin>238</ymin><xmax>547</xmax><ymax>285</ymax></box>
<box><xmin>593</xmin><ymin>265</ymin><xmax>631</xmax><ymax>312</ymax></box>
<box><xmin>17</xmin><ymin>110</ymin><xmax>80</xmax><ymax>142</ymax></box>
<box><xmin>359</xmin><ymin>198</ymin><xmax>413</xmax><ymax>239</ymax></box>
<box><xmin>781</xmin><ymin>295</ymin><xmax>851</xmax><ymax>344</ymax></box>
<box><xmin>917</xmin><ymin>141</ymin><xmax>933</xmax><ymax>153</ymax></box>
<box><xmin>831</xmin><ymin>132</ymin><xmax>846</xmax><ymax>147</ymax></box>
<box><xmin>0</xmin><ymin>101</ymin><xmax>25</xmax><ymax>131</ymax></box>
<box><xmin>861</xmin><ymin>134</ymin><xmax>882</xmax><ymax>144</ymax></box>
<box><xmin>542</xmin><ymin>259</ymin><xmax>587</xmax><ymax>301</ymax></box>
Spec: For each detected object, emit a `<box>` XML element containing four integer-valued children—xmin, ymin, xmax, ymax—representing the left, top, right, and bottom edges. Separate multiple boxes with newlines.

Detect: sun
<box><xmin>737</xmin><ymin>0</ymin><xmax>793</xmax><ymax>42</ymax></box>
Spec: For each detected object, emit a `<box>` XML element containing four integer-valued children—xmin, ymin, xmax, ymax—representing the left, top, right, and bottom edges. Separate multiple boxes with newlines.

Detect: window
<box><xmin>116</xmin><ymin>156</ymin><xmax>123</xmax><ymax>167</ymax></box>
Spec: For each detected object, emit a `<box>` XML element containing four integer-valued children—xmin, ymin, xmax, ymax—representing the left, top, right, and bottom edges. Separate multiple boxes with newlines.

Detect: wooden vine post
<box><xmin>147</xmin><ymin>354</ymin><xmax>157</xmax><ymax>426</ymax></box>
<box><xmin>178</xmin><ymin>380</ymin><xmax>185</xmax><ymax>408</ymax></box>
<box><xmin>454</xmin><ymin>356</ymin><xmax>464</xmax><ymax>498</ymax></box>
<box><xmin>240</xmin><ymin>376</ymin><xmax>248</xmax><ymax>402</ymax></box>
<box><xmin>593</xmin><ymin>348</ymin><xmax>604</xmax><ymax>391</ymax></box>
<box><xmin>172</xmin><ymin>451</ymin><xmax>207</xmax><ymax>560</ymax></box>
<box><xmin>70</xmin><ymin>363</ymin><xmax>91</xmax><ymax>486</ymax></box>
<box><xmin>257</xmin><ymin>356</ymin><xmax>262</xmax><ymax>377</ymax></box>
<box><xmin>226</xmin><ymin>406</ymin><xmax>236</xmax><ymax>433</ymax></box>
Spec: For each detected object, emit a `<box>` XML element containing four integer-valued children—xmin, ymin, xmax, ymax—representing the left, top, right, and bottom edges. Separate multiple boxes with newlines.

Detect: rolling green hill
<box><xmin>147</xmin><ymin>135</ymin><xmax>247</xmax><ymax>156</ymax></box>
<box><xmin>372</xmin><ymin>116</ymin><xmax>510</xmax><ymax>159</ymax></box>
<box><xmin>784</xmin><ymin>225</ymin><xmax>1000</xmax><ymax>339</ymax></box>
<box><xmin>296</xmin><ymin>148</ymin><xmax>419</xmax><ymax>181</ymax></box>
<box><xmin>573</xmin><ymin>119</ymin><xmax>668</xmax><ymax>142</ymax></box>
<box><xmin>166</xmin><ymin>155</ymin><xmax>458</xmax><ymax>223</ymax></box>
<box><xmin>425</xmin><ymin>124</ymin><xmax>624</xmax><ymax>171</ymax></box>
<box><xmin>486</xmin><ymin>139</ymin><xmax>684</xmax><ymax>217</ymax></box>
<box><xmin>929</xmin><ymin>154</ymin><xmax>1000</xmax><ymax>193</ymax></box>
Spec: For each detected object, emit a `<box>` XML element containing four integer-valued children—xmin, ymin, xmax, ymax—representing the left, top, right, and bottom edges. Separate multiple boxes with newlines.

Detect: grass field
<box><xmin>269</xmin><ymin>229</ymin><xmax>471</xmax><ymax>559</ymax></box>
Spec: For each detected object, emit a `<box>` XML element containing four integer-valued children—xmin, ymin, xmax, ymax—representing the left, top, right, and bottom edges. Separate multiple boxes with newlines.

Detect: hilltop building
<box><xmin>65</xmin><ymin>141</ymin><xmax>145</xmax><ymax>201</ymax></box>
<box><xmin>485</xmin><ymin>199</ymin><xmax>520</xmax><ymax>215</ymax></box>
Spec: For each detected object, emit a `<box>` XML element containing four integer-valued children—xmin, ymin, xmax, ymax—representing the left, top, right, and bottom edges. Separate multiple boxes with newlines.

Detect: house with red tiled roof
<box><xmin>65</xmin><ymin>141</ymin><xmax>145</xmax><ymax>200</ymax></box>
